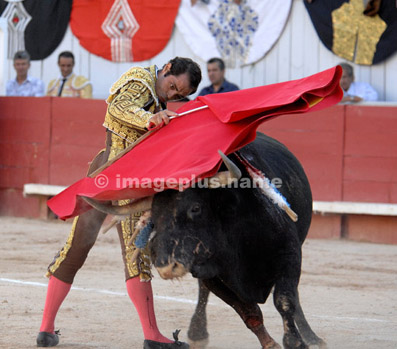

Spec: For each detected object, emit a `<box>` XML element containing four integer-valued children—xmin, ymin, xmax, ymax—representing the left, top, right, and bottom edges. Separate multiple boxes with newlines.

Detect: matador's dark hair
<box><xmin>165</xmin><ymin>57</ymin><xmax>202</xmax><ymax>95</ymax></box>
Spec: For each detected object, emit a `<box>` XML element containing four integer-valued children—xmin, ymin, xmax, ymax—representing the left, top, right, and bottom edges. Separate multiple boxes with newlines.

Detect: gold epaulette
<box><xmin>107</xmin><ymin>66</ymin><xmax>157</xmax><ymax>106</ymax></box>
<box><xmin>46</xmin><ymin>79</ymin><xmax>58</xmax><ymax>94</ymax></box>
<box><xmin>72</xmin><ymin>75</ymin><xmax>92</xmax><ymax>90</ymax></box>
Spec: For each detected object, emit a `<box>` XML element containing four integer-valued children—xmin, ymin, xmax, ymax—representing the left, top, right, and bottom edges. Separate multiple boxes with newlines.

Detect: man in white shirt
<box><xmin>6</xmin><ymin>51</ymin><xmax>45</xmax><ymax>97</ymax></box>
<box><xmin>339</xmin><ymin>62</ymin><xmax>378</xmax><ymax>103</ymax></box>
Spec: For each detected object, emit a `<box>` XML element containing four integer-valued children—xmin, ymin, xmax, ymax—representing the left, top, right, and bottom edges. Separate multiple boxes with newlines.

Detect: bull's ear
<box><xmin>213</xmin><ymin>188</ymin><xmax>241</xmax><ymax>215</ymax></box>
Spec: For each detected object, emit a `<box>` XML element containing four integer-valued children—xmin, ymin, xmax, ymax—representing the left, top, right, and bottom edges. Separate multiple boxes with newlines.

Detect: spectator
<box><xmin>46</xmin><ymin>51</ymin><xmax>92</xmax><ymax>98</ymax></box>
<box><xmin>6</xmin><ymin>51</ymin><xmax>45</xmax><ymax>97</ymax></box>
<box><xmin>339</xmin><ymin>62</ymin><xmax>378</xmax><ymax>103</ymax></box>
<box><xmin>198</xmin><ymin>57</ymin><xmax>239</xmax><ymax>96</ymax></box>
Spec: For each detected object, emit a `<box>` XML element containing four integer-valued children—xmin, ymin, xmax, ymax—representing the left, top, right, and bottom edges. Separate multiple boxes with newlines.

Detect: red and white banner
<box><xmin>70</xmin><ymin>0</ymin><xmax>181</xmax><ymax>62</ymax></box>
<box><xmin>176</xmin><ymin>0</ymin><xmax>292</xmax><ymax>67</ymax></box>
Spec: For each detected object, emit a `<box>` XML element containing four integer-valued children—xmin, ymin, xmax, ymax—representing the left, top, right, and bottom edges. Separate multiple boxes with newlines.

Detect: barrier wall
<box><xmin>0</xmin><ymin>97</ymin><xmax>106</xmax><ymax>217</ymax></box>
<box><xmin>257</xmin><ymin>104</ymin><xmax>397</xmax><ymax>244</ymax></box>
<box><xmin>258</xmin><ymin>104</ymin><xmax>397</xmax><ymax>204</ymax></box>
<box><xmin>1</xmin><ymin>97</ymin><xmax>396</xmax><ymax>243</ymax></box>
<box><xmin>258</xmin><ymin>105</ymin><xmax>345</xmax><ymax>202</ymax></box>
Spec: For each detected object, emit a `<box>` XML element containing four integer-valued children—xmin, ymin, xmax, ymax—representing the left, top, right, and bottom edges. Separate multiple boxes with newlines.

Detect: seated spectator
<box><xmin>198</xmin><ymin>57</ymin><xmax>239</xmax><ymax>96</ymax></box>
<box><xmin>6</xmin><ymin>51</ymin><xmax>45</xmax><ymax>97</ymax></box>
<box><xmin>339</xmin><ymin>62</ymin><xmax>378</xmax><ymax>103</ymax></box>
<box><xmin>46</xmin><ymin>51</ymin><xmax>92</xmax><ymax>98</ymax></box>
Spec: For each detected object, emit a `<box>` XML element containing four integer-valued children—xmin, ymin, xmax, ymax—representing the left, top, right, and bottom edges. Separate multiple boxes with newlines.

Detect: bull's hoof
<box><xmin>262</xmin><ymin>342</ymin><xmax>282</xmax><ymax>349</ymax></box>
<box><xmin>282</xmin><ymin>332</ymin><xmax>309</xmax><ymax>349</ymax></box>
<box><xmin>307</xmin><ymin>339</ymin><xmax>327</xmax><ymax>349</ymax></box>
<box><xmin>188</xmin><ymin>337</ymin><xmax>209</xmax><ymax>349</ymax></box>
<box><xmin>263</xmin><ymin>342</ymin><xmax>282</xmax><ymax>349</ymax></box>
<box><xmin>143</xmin><ymin>339</ymin><xmax>189</xmax><ymax>348</ymax></box>
<box><xmin>36</xmin><ymin>331</ymin><xmax>59</xmax><ymax>347</ymax></box>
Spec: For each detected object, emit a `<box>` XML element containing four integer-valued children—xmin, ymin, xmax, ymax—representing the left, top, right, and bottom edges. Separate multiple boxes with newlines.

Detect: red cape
<box><xmin>48</xmin><ymin>66</ymin><xmax>343</xmax><ymax>219</ymax></box>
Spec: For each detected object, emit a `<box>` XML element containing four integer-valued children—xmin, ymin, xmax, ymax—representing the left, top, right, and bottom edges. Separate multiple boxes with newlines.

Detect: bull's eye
<box><xmin>191</xmin><ymin>203</ymin><xmax>201</xmax><ymax>213</ymax></box>
<box><xmin>188</xmin><ymin>203</ymin><xmax>201</xmax><ymax>219</ymax></box>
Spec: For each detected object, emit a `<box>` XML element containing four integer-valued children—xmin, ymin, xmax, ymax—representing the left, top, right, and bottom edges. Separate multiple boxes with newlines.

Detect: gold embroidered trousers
<box><xmin>46</xmin><ymin>131</ymin><xmax>152</xmax><ymax>283</ymax></box>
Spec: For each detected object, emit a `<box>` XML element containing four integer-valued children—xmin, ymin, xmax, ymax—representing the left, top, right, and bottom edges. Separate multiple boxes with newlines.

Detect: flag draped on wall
<box><xmin>70</xmin><ymin>0</ymin><xmax>181</xmax><ymax>62</ymax></box>
<box><xmin>0</xmin><ymin>0</ymin><xmax>72</xmax><ymax>60</ymax></box>
<box><xmin>175</xmin><ymin>0</ymin><xmax>292</xmax><ymax>67</ymax></box>
<box><xmin>304</xmin><ymin>0</ymin><xmax>397</xmax><ymax>65</ymax></box>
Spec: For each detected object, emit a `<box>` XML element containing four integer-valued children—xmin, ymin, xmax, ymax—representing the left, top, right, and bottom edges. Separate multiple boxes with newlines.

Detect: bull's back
<box><xmin>238</xmin><ymin>132</ymin><xmax>313</xmax><ymax>243</ymax></box>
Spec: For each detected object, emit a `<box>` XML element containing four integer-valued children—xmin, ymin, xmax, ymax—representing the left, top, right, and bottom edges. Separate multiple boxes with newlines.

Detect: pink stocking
<box><xmin>39</xmin><ymin>276</ymin><xmax>72</xmax><ymax>333</ymax></box>
<box><xmin>126</xmin><ymin>277</ymin><xmax>172</xmax><ymax>343</ymax></box>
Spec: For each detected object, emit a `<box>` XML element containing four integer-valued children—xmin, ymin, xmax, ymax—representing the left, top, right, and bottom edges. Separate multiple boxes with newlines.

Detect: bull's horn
<box><xmin>82</xmin><ymin>196</ymin><xmax>153</xmax><ymax>215</ymax></box>
<box><xmin>208</xmin><ymin>151</ymin><xmax>242</xmax><ymax>188</ymax></box>
<box><xmin>218</xmin><ymin>150</ymin><xmax>242</xmax><ymax>179</ymax></box>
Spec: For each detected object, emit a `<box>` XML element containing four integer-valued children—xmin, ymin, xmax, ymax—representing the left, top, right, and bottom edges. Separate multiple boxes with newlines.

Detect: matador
<box><xmin>36</xmin><ymin>57</ymin><xmax>202</xmax><ymax>349</ymax></box>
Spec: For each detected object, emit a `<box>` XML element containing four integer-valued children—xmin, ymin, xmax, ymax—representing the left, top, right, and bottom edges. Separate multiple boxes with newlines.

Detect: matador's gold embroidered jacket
<box><xmin>104</xmin><ymin>65</ymin><xmax>161</xmax><ymax>146</ymax></box>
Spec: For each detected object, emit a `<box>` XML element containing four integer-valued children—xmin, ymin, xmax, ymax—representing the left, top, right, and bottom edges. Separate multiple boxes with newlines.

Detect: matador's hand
<box><xmin>147</xmin><ymin>109</ymin><xmax>178</xmax><ymax>129</ymax></box>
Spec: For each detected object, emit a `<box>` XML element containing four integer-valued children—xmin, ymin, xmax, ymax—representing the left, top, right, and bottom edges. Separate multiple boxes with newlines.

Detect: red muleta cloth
<box><xmin>48</xmin><ymin>66</ymin><xmax>343</xmax><ymax>220</ymax></box>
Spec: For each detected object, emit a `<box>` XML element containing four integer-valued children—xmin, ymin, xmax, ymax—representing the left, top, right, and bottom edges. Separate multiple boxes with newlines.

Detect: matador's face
<box><xmin>156</xmin><ymin>64</ymin><xmax>193</xmax><ymax>102</ymax></box>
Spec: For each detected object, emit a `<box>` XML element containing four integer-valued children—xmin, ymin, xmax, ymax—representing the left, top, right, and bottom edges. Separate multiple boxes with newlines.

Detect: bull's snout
<box><xmin>156</xmin><ymin>260</ymin><xmax>188</xmax><ymax>280</ymax></box>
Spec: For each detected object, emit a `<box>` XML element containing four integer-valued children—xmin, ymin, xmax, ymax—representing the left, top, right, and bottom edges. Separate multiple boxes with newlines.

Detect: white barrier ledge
<box><xmin>23</xmin><ymin>183</ymin><xmax>67</xmax><ymax>198</ymax></box>
<box><xmin>313</xmin><ymin>201</ymin><xmax>397</xmax><ymax>216</ymax></box>
<box><xmin>23</xmin><ymin>184</ymin><xmax>397</xmax><ymax>217</ymax></box>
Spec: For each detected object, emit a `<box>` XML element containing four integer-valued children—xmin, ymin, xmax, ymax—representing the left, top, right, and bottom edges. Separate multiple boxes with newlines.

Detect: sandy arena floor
<box><xmin>0</xmin><ymin>216</ymin><xmax>396</xmax><ymax>349</ymax></box>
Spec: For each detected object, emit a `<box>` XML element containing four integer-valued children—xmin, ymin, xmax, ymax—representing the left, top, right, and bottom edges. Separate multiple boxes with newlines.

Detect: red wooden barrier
<box><xmin>343</xmin><ymin>105</ymin><xmax>397</xmax><ymax>203</ymax></box>
<box><xmin>0</xmin><ymin>97</ymin><xmax>52</xmax><ymax>216</ymax></box>
<box><xmin>258</xmin><ymin>105</ymin><xmax>346</xmax><ymax>202</ymax></box>
<box><xmin>0</xmin><ymin>97</ymin><xmax>106</xmax><ymax>216</ymax></box>
<box><xmin>1</xmin><ymin>97</ymin><xmax>396</xmax><ymax>243</ymax></box>
<box><xmin>49</xmin><ymin>98</ymin><xmax>107</xmax><ymax>185</ymax></box>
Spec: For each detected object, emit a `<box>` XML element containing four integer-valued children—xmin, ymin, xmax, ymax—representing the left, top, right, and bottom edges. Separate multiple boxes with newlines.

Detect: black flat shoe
<box><xmin>143</xmin><ymin>340</ymin><xmax>189</xmax><ymax>349</ymax></box>
<box><xmin>36</xmin><ymin>330</ymin><xmax>60</xmax><ymax>347</ymax></box>
<box><xmin>143</xmin><ymin>330</ymin><xmax>189</xmax><ymax>349</ymax></box>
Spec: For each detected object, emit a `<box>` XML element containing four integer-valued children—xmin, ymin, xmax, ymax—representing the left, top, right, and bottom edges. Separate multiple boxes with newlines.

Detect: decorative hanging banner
<box><xmin>0</xmin><ymin>0</ymin><xmax>72</xmax><ymax>60</ymax></box>
<box><xmin>304</xmin><ymin>0</ymin><xmax>397</xmax><ymax>65</ymax></box>
<box><xmin>175</xmin><ymin>0</ymin><xmax>292</xmax><ymax>67</ymax></box>
<box><xmin>70</xmin><ymin>0</ymin><xmax>181</xmax><ymax>62</ymax></box>
<box><xmin>0</xmin><ymin>0</ymin><xmax>31</xmax><ymax>59</ymax></box>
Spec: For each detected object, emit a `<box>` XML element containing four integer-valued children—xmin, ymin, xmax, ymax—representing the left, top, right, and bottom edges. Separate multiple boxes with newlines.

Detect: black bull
<box><xmin>148</xmin><ymin>133</ymin><xmax>326</xmax><ymax>349</ymax></box>
<box><xmin>85</xmin><ymin>133</ymin><xmax>326</xmax><ymax>349</ymax></box>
